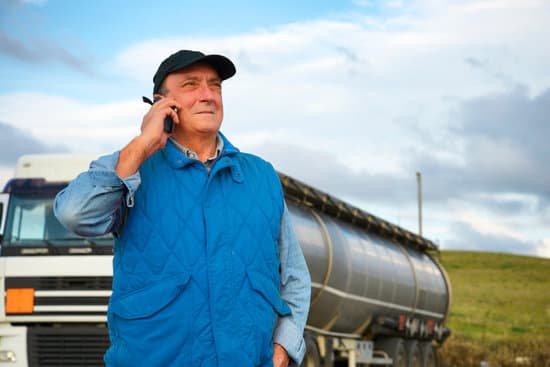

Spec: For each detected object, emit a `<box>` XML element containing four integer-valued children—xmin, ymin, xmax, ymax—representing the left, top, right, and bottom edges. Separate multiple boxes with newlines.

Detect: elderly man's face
<box><xmin>163</xmin><ymin>63</ymin><xmax>223</xmax><ymax>136</ymax></box>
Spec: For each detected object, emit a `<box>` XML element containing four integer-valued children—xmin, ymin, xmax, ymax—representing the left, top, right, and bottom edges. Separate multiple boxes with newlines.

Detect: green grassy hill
<box><xmin>439</xmin><ymin>250</ymin><xmax>550</xmax><ymax>340</ymax></box>
<box><xmin>436</xmin><ymin>251</ymin><xmax>550</xmax><ymax>366</ymax></box>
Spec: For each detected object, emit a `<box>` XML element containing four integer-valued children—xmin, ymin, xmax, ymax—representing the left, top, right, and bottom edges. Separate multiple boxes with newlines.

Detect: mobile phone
<box><xmin>142</xmin><ymin>96</ymin><xmax>175</xmax><ymax>133</ymax></box>
<box><xmin>153</xmin><ymin>96</ymin><xmax>175</xmax><ymax>133</ymax></box>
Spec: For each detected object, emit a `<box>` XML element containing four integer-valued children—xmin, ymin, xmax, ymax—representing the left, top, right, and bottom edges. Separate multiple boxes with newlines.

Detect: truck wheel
<box><xmin>376</xmin><ymin>338</ymin><xmax>407</xmax><ymax>367</ymax></box>
<box><xmin>420</xmin><ymin>342</ymin><xmax>438</xmax><ymax>367</ymax></box>
<box><xmin>405</xmin><ymin>340</ymin><xmax>422</xmax><ymax>367</ymax></box>
<box><xmin>301</xmin><ymin>335</ymin><xmax>321</xmax><ymax>367</ymax></box>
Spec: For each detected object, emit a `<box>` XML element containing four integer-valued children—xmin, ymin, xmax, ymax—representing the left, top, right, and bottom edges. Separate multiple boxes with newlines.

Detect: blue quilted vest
<box><xmin>105</xmin><ymin>135</ymin><xmax>291</xmax><ymax>367</ymax></box>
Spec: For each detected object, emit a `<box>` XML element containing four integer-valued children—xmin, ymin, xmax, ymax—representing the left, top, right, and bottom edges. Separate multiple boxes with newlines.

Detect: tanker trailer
<box><xmin>279</xmin><ymin>174</ymin><xmax>452</xmax><ymax>367</ymax></box>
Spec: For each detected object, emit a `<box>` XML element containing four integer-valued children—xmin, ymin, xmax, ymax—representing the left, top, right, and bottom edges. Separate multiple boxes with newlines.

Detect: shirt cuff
<box><xmin>88</xmin><ymin>152</ymin><xmax>141</xmax><ymax>207</ymax></box>
<box><xmin>273</xmin><ymin>316</ymin><xmax>306</xmax><ymax>366</ymax></box>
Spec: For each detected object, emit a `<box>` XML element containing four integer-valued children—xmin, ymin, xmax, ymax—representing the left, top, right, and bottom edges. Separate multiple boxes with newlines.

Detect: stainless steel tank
<box><xmin>280</xmin><ymin>174</ymin><xmax>451</xmax><ymax>337</ymax></box>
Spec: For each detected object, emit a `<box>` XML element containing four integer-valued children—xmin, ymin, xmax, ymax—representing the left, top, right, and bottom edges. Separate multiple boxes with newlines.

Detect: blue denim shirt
<box><xmin>54</xmin><ymin>151</ymin><xmax>311</xmax><ymax>366</ymax></box>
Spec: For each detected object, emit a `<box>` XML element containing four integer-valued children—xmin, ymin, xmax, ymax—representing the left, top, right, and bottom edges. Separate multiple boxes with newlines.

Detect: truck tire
<box><xmin>420</xmin><ymin>342</ymin><xmax>438</xmax><ymax>367</ymax></box>
<box><xmin>301</xmin><ymin>335</ymin><xmax>321</xmax><ymax>367</ymax></box>
<box><xmin>376</xmin><ymin>338</ymin><xmax>407</xmax><ymax>367</ymax></box>
<box><xmin>405</xmin><ymin>340</ymin><xmax>422</xmax><ymax>367</ymax></box>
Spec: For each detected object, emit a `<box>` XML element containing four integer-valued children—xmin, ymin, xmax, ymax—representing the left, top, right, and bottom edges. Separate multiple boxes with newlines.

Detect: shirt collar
<box><xmin>169</xmin><ymin>134</ymin><xmax>224</xmax><ymax>163</ymax></box>
<box><xmin>162</xmin><ymin>132</ymin><xmax>239</xmax><ymax>170</ymax></box>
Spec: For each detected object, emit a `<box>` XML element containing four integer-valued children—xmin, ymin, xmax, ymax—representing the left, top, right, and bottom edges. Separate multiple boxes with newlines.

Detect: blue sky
<box><xmin>1</xmin><ymin>0</ymin><xmax>550</xmax><ymax>258</ymax></box>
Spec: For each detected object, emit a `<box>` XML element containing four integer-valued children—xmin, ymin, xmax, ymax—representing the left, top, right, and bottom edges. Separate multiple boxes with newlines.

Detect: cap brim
<box><xmin>199</xmin><ymin>54</ymin><xmax>236</xmax><ymax>81</ymax></box>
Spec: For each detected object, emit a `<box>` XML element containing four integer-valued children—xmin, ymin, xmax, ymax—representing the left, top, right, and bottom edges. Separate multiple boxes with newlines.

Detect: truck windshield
<box><xmin>2</xmin><ymin>195</ymin><xmax>112</xmax><ymax>248</ymax></box>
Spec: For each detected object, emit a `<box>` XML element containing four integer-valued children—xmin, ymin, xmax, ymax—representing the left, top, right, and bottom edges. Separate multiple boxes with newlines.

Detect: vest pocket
<box><xmin>107</xmin><ymin>273</ymin><xmax>193</xmax><ymax>366</ymax></box>
<box><xmin>246</xmin><ymin>269</ymin><xmax>291</xmax><ymax>317</ymax></box>
<box><xmin>243</xmin><ymin>269</ymin><xmax>291</xmax><ymax>364</ymax></box>
<box><xmin>110</xmin><ymin>273</ymin><xmax>191</xmax><ymax>319</ymax></box>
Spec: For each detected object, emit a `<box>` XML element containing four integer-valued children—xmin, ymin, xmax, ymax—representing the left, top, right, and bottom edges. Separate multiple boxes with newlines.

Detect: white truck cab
<box><xmin>0</xmin><ymin>154</ymin><xmax>112</xmax><ymax>366</ymax></box>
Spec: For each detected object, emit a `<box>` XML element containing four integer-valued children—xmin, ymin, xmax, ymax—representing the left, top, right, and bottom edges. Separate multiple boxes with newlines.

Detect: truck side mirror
<box><xmin>0</xmin><ymin>193</ymin><xmax>9</xmax><ymax>241</ymax></box>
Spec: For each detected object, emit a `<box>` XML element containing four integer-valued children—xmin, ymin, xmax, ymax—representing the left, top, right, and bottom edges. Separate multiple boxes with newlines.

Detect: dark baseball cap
<box><xmin>153</xmin><ymin>50</ymin><xmax>236</xmax><ymax>93</ymax></box>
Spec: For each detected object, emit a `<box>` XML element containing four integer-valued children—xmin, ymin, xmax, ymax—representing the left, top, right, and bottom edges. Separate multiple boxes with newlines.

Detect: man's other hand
<box><xmin>273</xmin><ymin>343</ymin><xmax>290</xmax><ymax>367</ymax></box>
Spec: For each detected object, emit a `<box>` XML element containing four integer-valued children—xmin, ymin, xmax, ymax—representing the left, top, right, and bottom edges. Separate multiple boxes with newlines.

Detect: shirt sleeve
<box><xmin>53</xmin><ymin>151</ymin><xmax>141</xmax><ymax>237</ymax></box>
<box><xmin>273</xmin><ymin>203</ymin><xmax>311</xmax><ymax>366</ymax></box>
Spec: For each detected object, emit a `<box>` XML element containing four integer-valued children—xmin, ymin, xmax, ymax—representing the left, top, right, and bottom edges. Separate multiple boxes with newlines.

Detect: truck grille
<box><xmin>28</xmin><ymin>326</ymin><xmax>109</xmax><ymax>367</ymax></box>
<box><xmin>5</xmin><ymin>276</ymin><xmax>111</xmax><ymax>317</ymax></box>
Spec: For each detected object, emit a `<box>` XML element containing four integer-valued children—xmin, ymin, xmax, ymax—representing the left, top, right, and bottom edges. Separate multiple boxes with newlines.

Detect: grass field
<box><xmin>436</xmin><ymin>251</ymin><xmax>550</xmax><ymax>366</ymax></box>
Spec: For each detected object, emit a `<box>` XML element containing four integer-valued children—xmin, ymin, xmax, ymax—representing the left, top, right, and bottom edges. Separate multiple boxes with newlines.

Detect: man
<box><xmin>54</xmin><ymin>50</ymin><xmax>311</xmax><ymax>367</ymax></box>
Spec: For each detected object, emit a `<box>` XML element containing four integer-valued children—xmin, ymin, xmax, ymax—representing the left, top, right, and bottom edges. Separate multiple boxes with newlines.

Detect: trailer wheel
<box><xmin>376</xmin><ymin>338</ymin><xmax>407</xmax><ymax>367</ymax></box>
<box><xmin>405</xmin><ymin>340</ymin><xmax>422</xmax><ymax>367</ymax></box>
<box><xmin>301</xmin><ymin>335</ymin><xmax>321</xmax><ymax>367</ymax></box>
<box><xmin>420</xmin><ymin>342</ymin><xmax>438</xmax><ymax>367</ymax></box>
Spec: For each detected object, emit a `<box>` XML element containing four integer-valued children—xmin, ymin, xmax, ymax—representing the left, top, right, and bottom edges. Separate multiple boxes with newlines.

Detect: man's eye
<box><xmin>183</xmin><ymin>81</ymin><xmax>198</xmax><ymax>88</ymax></box>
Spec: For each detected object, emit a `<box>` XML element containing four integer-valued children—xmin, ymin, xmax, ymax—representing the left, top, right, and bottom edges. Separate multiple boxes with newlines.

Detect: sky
<box><xmin>0</xmin><ymin>0</ymin><xmax>549</xmax><ymax>258</ymax></box>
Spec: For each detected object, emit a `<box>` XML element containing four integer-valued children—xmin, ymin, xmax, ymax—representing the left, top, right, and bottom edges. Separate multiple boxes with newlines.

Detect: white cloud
<box><xmin>109</xmin><ymin>0</ymin><xmax>550</xmax><ymax>152</ymax></box>
<box><xmin>455</xmin><ymin>207</ymin><xmax>526</xmax><ymax>242</ymax></box>
<box><xmin>0</xmin><ymin>92</ymin><xmax>143</xmax><ymax>153</ymax></box>
<box><xmin>0</xmin><ymin>165</ymin><xmax>13</xmax><ymax>191</ymax></box>
<box><xmin>537</xmin><ymin>239</ymin><xmax>550</xmax><ymax>258</ymax></box>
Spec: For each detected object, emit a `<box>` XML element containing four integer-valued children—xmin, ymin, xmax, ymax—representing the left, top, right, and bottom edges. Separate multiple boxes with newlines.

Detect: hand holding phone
<box><xmin>142</xmin><ymin>96</ymin><xmax>176</xmax><ymax>133</ymax></box>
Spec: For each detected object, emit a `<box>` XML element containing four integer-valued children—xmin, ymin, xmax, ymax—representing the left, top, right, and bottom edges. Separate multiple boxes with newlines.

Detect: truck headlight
<box><xmin>0</xmin><ymin>350</ymin><xmax>16</xmax><ymax>362</ymax></box>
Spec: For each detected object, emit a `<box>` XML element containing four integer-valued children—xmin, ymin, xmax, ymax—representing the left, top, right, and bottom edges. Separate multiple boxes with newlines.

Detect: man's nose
<box><xmin>197</xmin><ymin>82</ymin><xmax>216</xmax><ymax>101</ymax></box>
